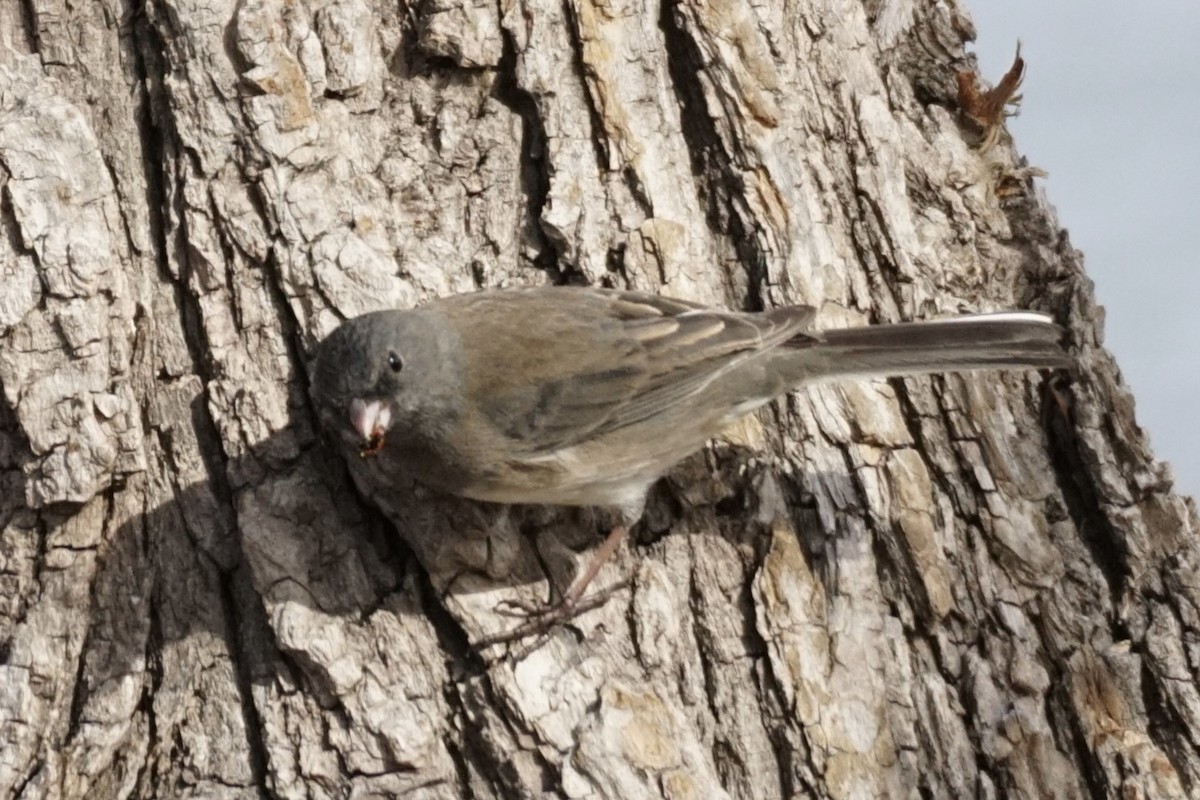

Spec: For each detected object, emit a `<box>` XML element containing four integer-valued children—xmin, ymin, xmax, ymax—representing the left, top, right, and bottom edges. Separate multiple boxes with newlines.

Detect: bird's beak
<box><xmin>349</xmin><ymin>398</ymin><xmax>392</xmax><ymax>452</ymax></box>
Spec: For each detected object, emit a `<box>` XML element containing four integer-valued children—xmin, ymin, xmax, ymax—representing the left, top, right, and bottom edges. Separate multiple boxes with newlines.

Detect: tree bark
<box><xmin>0</xmin><ymin>0</ymin><xmax>1195</xmax><ymax>798</ymax></box>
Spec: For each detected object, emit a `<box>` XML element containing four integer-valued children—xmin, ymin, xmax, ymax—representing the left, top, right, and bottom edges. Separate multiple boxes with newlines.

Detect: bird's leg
<box><xmin>493</xmin><ymin>524</ymin><xmax>628</xmax><ymax>618</ymax></box>
<box><xmin>562</xmin><ymin>523</ymin><xmax>627</xmax><ymax>606</ymax></box>
<box><xmin>475</xmin><ymin>524</ymin><xmax>630</xmax><ymax>651</ymax></box>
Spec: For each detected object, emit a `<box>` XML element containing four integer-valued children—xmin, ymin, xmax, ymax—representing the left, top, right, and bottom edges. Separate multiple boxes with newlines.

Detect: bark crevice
<box><xmin>216</xmin><ymin>567</ymin><xmax>272</xmax><ymax>800</ymax></box>
<box><xmin>492</xmin><ymin>25</ymin><xmax>557</xmax><ymax>277</ymax></box>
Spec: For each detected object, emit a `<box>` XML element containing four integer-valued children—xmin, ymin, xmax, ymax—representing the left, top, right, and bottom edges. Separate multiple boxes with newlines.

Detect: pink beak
<box><xmin>349</xmin><ymin>398</ymin><xmax>392</xmax><ymax>442</ymax></box>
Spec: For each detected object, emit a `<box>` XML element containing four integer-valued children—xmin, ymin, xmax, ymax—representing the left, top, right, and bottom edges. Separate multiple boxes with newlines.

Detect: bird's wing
<box><xmin>446</xmin><ymin>288</ymin><xmax>816</xmax><ymax>453</ymax></box>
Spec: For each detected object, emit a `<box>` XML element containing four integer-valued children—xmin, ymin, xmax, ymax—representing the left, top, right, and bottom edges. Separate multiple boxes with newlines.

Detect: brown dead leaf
<box><xmin>957</xmin><ymin>43</ymin><xmax>1025</xmax><ymax>151</ymax></box>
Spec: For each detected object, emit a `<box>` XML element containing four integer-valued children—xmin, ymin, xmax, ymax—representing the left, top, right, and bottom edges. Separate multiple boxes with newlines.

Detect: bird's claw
<box><xmin>494</xmin><ymin>596</ymin><xmax>560</xmax><ymax>619</ymax></box>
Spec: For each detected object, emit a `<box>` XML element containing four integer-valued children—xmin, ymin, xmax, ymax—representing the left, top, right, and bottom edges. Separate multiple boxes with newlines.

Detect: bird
<box><xmin>309</xmin><ymin>286</ymin><xmax>1070</xmax><ymax>643</ymax></box>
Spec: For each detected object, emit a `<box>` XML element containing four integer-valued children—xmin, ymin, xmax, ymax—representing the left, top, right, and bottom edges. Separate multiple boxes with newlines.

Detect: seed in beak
<box><xmin>349</xmin><ymin>398</ymin><xmax>391</xmax><ymax>457</ymax></box>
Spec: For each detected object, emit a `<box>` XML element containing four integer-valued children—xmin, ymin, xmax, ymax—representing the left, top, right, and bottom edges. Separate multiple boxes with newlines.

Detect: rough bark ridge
<box><xmin>0</xmin><ymin>0</ymin><xmax>1195</xmax><ymax>798</ymax></box>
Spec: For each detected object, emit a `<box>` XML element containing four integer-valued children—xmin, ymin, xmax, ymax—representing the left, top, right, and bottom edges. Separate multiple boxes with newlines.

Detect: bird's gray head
<box><xmin>310</xmin><ymin>309</ymin><xmax>463</xmax><ymax>457</ymax></box>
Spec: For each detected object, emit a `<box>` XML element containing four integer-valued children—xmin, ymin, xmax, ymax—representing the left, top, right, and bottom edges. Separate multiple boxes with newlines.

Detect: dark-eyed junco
<box><xmin>310</xmin><ymin>286</ymin><xmax>1069</xmax><ymax>640</ymax></box>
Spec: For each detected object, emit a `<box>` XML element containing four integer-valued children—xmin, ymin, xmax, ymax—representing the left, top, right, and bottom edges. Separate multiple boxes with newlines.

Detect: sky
<box><xmin>970</xmin><ymin>3</ymin><xmax>1200</xmax><ymax>500</ymax></box>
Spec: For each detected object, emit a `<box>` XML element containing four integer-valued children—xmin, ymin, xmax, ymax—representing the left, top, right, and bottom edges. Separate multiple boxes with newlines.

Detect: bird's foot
<box><xmin>471</xmin><ymin>578</ymin><xmax>631</xmax><ymax>655</ymax></box>
<box><xmin>472</xmin><ymin>523</ymin><xmax>632</xmax><ymax>656</ymax></box>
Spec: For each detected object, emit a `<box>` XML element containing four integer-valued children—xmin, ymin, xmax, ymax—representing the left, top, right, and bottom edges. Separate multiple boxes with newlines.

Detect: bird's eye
<box><xmin>387</xmin><ymin>351</ymin><xmax>403</xmax><ymax>373</ymax></box>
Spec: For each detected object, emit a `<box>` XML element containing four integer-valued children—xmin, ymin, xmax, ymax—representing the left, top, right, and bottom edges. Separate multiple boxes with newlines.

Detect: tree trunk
<box><xmin>0</xmin><ymin>0</ymin><xmax>1195</xmax><ymax>797</ymax></box>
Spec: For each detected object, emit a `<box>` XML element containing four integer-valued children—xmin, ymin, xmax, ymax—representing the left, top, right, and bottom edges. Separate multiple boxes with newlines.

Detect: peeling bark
<box><xmin>0</xmin><ymin>0</ymin><xmax>1196</xmax><ymax>798</ymax></box>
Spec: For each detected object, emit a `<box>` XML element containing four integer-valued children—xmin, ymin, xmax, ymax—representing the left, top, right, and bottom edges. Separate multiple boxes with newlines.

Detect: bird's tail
<box><xmin>785</xmin><ymin>312</ymin><xmax>1070</xmax><ymax>383</ymax></box>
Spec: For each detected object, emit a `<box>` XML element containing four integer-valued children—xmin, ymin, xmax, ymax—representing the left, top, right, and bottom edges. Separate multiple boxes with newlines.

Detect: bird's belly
<box><xmin>461</xmin><ymin>457</ymin><xmax>657</xmax><ymax>509</ymax></box>
<box><xmin>446</xmin><ymin>442</ymin><xmax>686</xmax><ymax>511</ymax></box>
<box><xmin>389</xmin><ymin>424</ymin><xmax>708</xmax><ymax>512</ymax></box>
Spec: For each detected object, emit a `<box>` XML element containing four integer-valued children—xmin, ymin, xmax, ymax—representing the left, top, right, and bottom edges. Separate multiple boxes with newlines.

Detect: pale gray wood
<box><xmin>0</xmin><ymin>0</ymin><xmax>1195</xmax><ymax>798</ymax></box>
